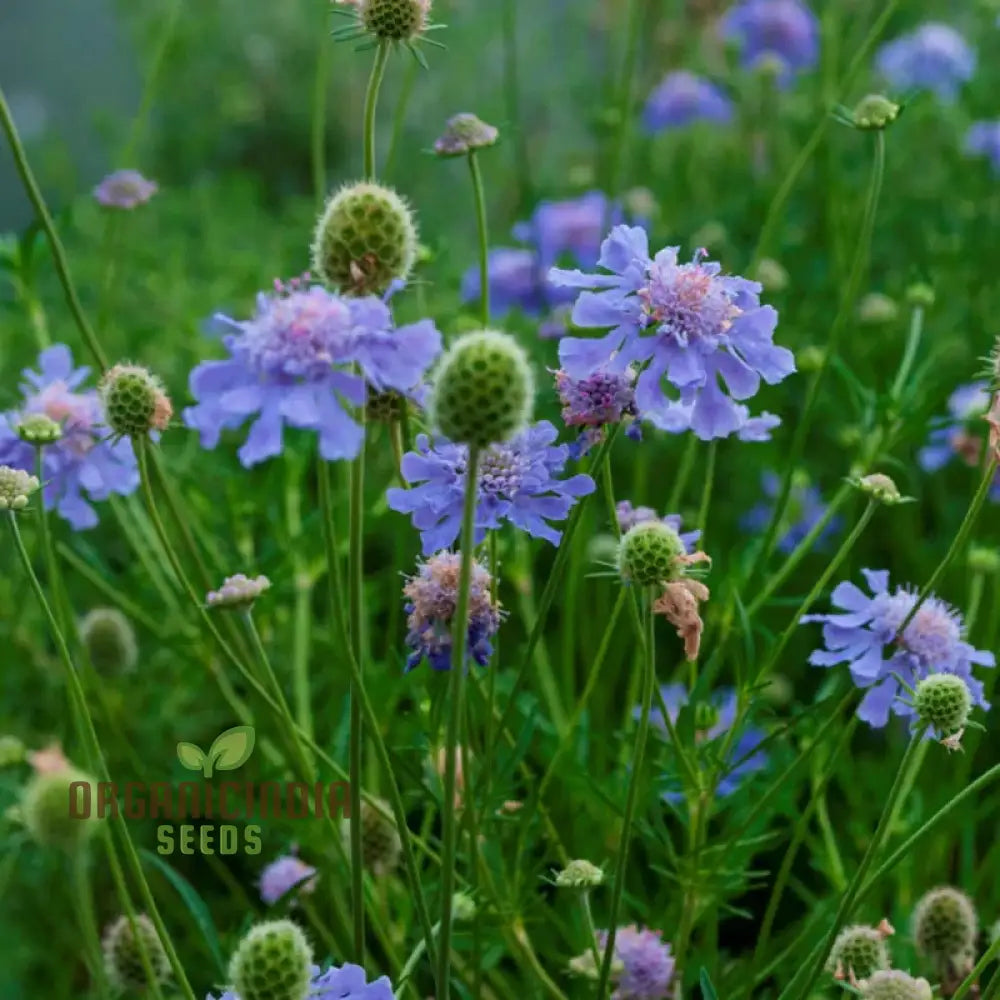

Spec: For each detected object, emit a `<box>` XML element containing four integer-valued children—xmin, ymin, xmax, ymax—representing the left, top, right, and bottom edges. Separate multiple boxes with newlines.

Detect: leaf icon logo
<box><xmin>176</xmin><ymin>726</ymin><xmax>255</xmax><ymax>778</ymax></box>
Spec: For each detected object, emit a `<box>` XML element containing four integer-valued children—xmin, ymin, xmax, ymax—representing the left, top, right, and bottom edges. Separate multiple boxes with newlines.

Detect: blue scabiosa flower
<box><xmin>719</xmin><ymin>0</ymin><xmax>820</xmax><ymax>85</ymax></box>
<box><xmin>513</xmin><ymin>190</ymin><xmax>619</xmax><ymax>272</ymax></box>
<box><xmin>742</xmin><ymin>471</ymin><xmax>842</xmax><ymax>552</ymax></box>
<box><xmin>595</xmin><ymin>926</ymin><xmax>675</xmax><ymax>1000</ymax></box>
<box><xmin>93</xmin><ymin>169</ymin><xmax>158</xmax><ymax>209</ymax></box>
<box><xmin>402</xmin><ymin>551</ymin><xmax>501</xmax><ymax>671</ymax></box>
<box><xmin>875</xmin><ymin>23</ymin><xmax>975</xmax><ymax>102</ymax></box>
<box><xmin>258</xmin><ymin>855</ymin><xmax>318</xmax><ymax>905</ymax></box>
<box><xmin>549</xmin><ymin>225</ymin><xmax>795</xmax><ymax>440</ymax></box>
<box><xmin>211</xmin><ymin>962</ymin><xmax>393</xmax><ymax>1000</ymax></box>
<box><xmin>642</xmin><ymin>684</ymin><xmax>769</xmax><ymax>798</ymax></box>
<box><xmin>183</xmin><ymin>283</ymin><xmax>441</xmax><ymax>467</ymax></box>
<box><xmin>803</xmin><ymin>570</ymin><xmax>995</xmax><ymax>728</ymax></box>
<box><xmin>553</xmin><ymin>365</ymin><xmax>641</xmax><ymax>455</ymax></box>
<box><xmin>642</xmin><ymin>71</ymin><xmax>734</xmax><ymax>132</ymax></box>
<box><xmin>967</xmin><ymin>121</ymin><xmax>1000</xmax><ymax>174</ymax></box>
<box><xmin>615</xmin><ymin>501</ymin><xmax>700</xmax><ymax>550</ymax></box>
<box><xmin>0</xmin><ymin>345</ymin><xmax>139</xmax><ymax>529</ymax></box>
<box><xmin>386</xmin><ymin>420</ymin><xmax>596</xmax><ymax>555</ymax></box>
<box><xmin>461</xmin><ymin>247</ymin><xmax>550</xmax><ymax>317</ymax></box>
<box><xmin>919</xmin><ymin>382</ymin><xmax>1000</xmax><ymax>501</ymax></box>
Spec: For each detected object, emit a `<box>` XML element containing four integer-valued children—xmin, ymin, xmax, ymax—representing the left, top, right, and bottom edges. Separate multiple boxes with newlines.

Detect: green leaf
<box><xmin>700</xmin><ymin>968</ymin><xmax>719</xmax><ymax>1000</ymax></box>
<box><xmin>208</xmin><ymin>725</ymin><xmax>256</xmax><ymax>771</ymax></box>
<box><xmin>139</xmin><ymin>849</ymin><xmax>226</xmax><ymax>977</ymax></box>
<box><xmin>176</xmin><ymin>742</ymin><xmax>206</xmax><ymax>771</ymax></box>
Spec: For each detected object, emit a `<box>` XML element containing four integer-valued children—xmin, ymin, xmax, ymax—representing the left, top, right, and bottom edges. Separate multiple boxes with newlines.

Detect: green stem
<box><xmin>500</xmin><ymin>0</ymin><xmax>532</xmax><ymax>209</ymax></box>
<box><xmin>71</xmin><ymin>849</ymin><xmax>110</xmax><ymax>998</ymax></box>
<box><xmin>667</xmin><ymin>436</ymin><xmax>698</xmax><ymax>513</ymax></box>
<box><xmin>284</xmin><ymin>459</ymin><xmax>314</xmax><ymax>741</ymax></box>
<box><xmin>696</xmin><ymin>440</ymin><xmax>717</xmax><ymax>542</ymax></box>
<box><xmin>596</xmin><ymin>588</ymin><xmax>658</xmax><ymax>1000</ymax></box>
<box><xmin>468</xmin><ymin>151</ymin><xmax>490</xmax><ymax>327</ymax></box>
<box><xmin>437</xmin><ymin>446</ymin><xmax>481</xmax><ymax>1000</ymax></box>
<box><xmin>384</xmin><ymin>59</ymin><xmax>418</xmax><ymax>181</ymax></box>
<box><xmin>889</xmin><ymin>304</ymin><xmax>925</xmax><ymax>403</ymax></box>
<box><xmin>394</xmin><ymin>921</ymin><xmax>442</xmax><ymax>999</ymax></box>
<box><xmin>604</xmin><ymin>0</ymin><xmax>644</xmax><ymax>199</ymax></box>
<box><xmin>363</xmin><ymin>42</ymin><xmax>391</xmax><ymax>179</ymax></box>
<box><xmin>311</xmin><ymin>0</ymin><xmax>331</xmax><ymax>208</ymax></box>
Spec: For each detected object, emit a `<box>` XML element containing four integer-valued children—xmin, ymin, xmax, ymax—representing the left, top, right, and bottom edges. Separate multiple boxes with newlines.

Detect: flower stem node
<box><xmin>617</xmin><ymin>521</ymin><xmax>686</xmax><ymax>587</ymax></box>
<box><xmin>912</xmin><ymin>887</ymin><xmax>978</xmax><ymax>965</ymax></box>
<box><xmin>206</xmin><ymin>574</ymin><xmax>271</xmax><ymax>611</ymax></box>
<box><xmin>827</xmin><ymin>924</ymin><xmax>892</xmax><ymax>981</ymax></box>
<box><xmin>851</xmin><ymin>94</ymin><xmax>901</xmax><ymax>130</ymax></box>
<box><xmin>16</xmin><ymin>413</ymin><xmax>62</xmax><ymax>445</ymax></box>
<box><xmin>229</xmin><ymin>920</ymin><xmax>314</xmax><ymax>1000</ymax></box>
<box><xmin>0</xmin><ymin>466</ymin><xmax>40</xmax><ymax>511</ymax></box>
<box><xmin>858</xmin><ymin>970</ymin><xmax>933</xmax><ymax>1000</ymax></box>
<box><xmin>102</xmin><ymin>914</ymin><xmax>170</xmax><ymax>993</ymax></box>
<box><xmin>311</xmin><ymin>182</ymin><xmax>417</xmax><ymax>297</ymax></box>
<box><xmin>98</xmin><ymin>364</ymin><xmax>173</xmax><ymax>439</ymax></box>
<box><xmin>914</xmin><ymin>674</ymin><xmax>972</xmax><ymax>739</ymax></box>
<box><xmin>554</xmin><ymin>859</ymin><xmax>605</xmax><ymax>890</ymax></box>
<box><xmin>428</xmin><ymin>330</ymin><xmax>534</xmax><ymax>447</ymax></box>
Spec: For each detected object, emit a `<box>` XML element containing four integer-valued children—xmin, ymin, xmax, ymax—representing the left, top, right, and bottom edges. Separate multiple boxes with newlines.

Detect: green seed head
<box><xmin>102</xmin><ymin>914</ymin><xmax>170</xmax><ymax>993</ymax></box>
<box><xmin>365</xmin><ymin>387</ymin><xmax>411</xmax><ymax>424</ymax></box>
<box><xmin>913</xmin><ymin>887</ymin><xmax>978</xmax><ymax>963</ymax></box>
<box><xmin>360</xmin><ymin>0</ymin><xmax>431</xmax><ymax>41</ymax></box>
<box><xmin>914</xmin><ymin>675</ymin><xmax>972</xmax><ymax>737</ymax></box>
<box><xmin>0</xmin><ymin>735</ymin><xmax>26</xmax><ymax>767</ymax></box>
<box><xmin>21</xmin><ymin>767</ymin><xmax>99</xmax><ymax>851</ymax></box>
<box><xmin>99</xmin><ymin>364</ymin><xmax>173</xmax><ymax>439</ymax></box>
<box><xmin>229</xmin><ymin>920</ymin><xmax>313</xmax><ymax>1000</ymax></box>
<box><xmin>617</xmin><ymin>521</ymin><xmax>685</xmax><ymax>587</ymax></box>
<box><xmin>342</xmin><ymin>798</ymin><xmax>402</xmax><ymax>878</ymax></box>
<box><xmin>859</xmin><ymin>971</ymin><xmax>933</xmax><ymax>1000</ymax></box>
<box><xmin>311</xmin><ymin>182</ymin><xmax>417</xmax><ymax>297</ymax></box>
<box><xmin>79</xmin><ymin>608</ymin><xmax>139</xmax><ymax>673</ymax></box>
<box><xmin>16</xmin><ymin>413</ymin><xmax>62</xmax><ymax>445</ymax></box>
<box><xmin>429</xmin><ymin>330</ymin><xmax>534</xmax><ymax>447</ymax></box>
<box><xmin>852</xmin><ymin>94</ymin><xmax>900</xmax><ymax>130</ymax></box>
<box><xmin>827</xmin><ymin>924</ymin><xmax>892</xmax><ymax>980</ymax></box>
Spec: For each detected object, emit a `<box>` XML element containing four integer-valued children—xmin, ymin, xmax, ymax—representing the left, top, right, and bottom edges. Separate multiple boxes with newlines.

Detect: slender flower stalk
<box><xmin>71</xmin><ymin>850</ymin><xmax>110</xmax><ymax>999</ymax></box>
<box><xmin>889</xmin><ymin>303</ymin><xmax>926</xmax><ymax>403</ymax></box>
<box><xmin>363</xmin><ymin>42</ymin><xmax>391</xmax><ymax>179</ymax></box>
<box><xmin>596</xmin><ymin>587</ymin><xmax>658</xmax><ymax>999</ymax></box>
<box><xmin>437</xmin><ymin>446</ymin><xmax>481</xmax><ymax>1000</ymax></box>
<box><xmin>311</xmin><ymin>0</ymin><xmax>331</xmax><ymax>208</ymax></box>
<box><xmin>469</xmin><ymin>151</ymin><xmax>490</xmax><ymax>327</ymax></box>
<box><xmin>501</xmin><ymin>0</ymin><xmax>532</xmax><ymax>209</ymax></box>
<box><xmin>603</xmin><ymin>0</ymin><xmax>644</xmax><ymax>202</ymax></box>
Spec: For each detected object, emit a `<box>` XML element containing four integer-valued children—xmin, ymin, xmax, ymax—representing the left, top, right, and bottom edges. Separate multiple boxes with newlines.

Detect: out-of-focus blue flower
<box><xmin>183</xmin><ymin>284</ymin><xmax>441</xmax><ymax>467</ymax></box>
<box><xmin>402</xmin><ymin>551</ymin><xmax>501</xmax><ymax>671</ymax></box>
<box><xmin>258</xmin><ymin>855</ymin><xmax>317</xmax><ymax>905</ymax></box>
<box><xmin>0</xmin><ymin>345</ymin><xmax>139</xmax><ymax>529</ymax></box>
<box><xmin>742</xmin><ymin>471</ymin><xmax>842</xmax><ymax>553</ymax></box>
<box><xmin>93</xmin><ymin>169</ymin><xmax>158</xmax><ymax>209</ymax></box>
<box><xmin>386</xmin><ymin>420</ymin><xmax>596</xmax><ymax>555</ymax></box>
<box><xmin>642</xmin><ymin>71</ymin><xmax>734</xmax><ymax>132</ymax></box>
<box><xmin>594</xmin><ymin>926</ymin><xmax>675</xmax><ymax>1000</ymax></box>
<box><xmin>803</xmin><ymin>569</ymin><xmax>994</xmax><ymax>728</ymax></box>
<box><xmin>719</xmin><ymin>0</ymin><xmax>820</xmax><ymax>85</ymax></box>
<box><xmin>640</xmin><ymin>684</ymin><xmax>769</xmax><ymax>798</ymax></box>
<box><xmin>875</xmin><ymin>23</ymin><xmax>975</xmax><ymax>101</ymax></box>
<box><xmin>615</xmin><ymin>501</ymin><xmax>700</xmax><ymax>551</ymax></box>
<box><xmin>212</xmin><ymin>963</ymin><xmax>393</xmax><ymax>1000</ymax></box>
<box><xmin>919</xmin><ymin>382</ymin><xmax>1000</xmax><ymax>501</ymax></box>
<box><xmin>966</xmin><ymin>121</ymin><xmax>1000</xmax><ymax>175</ymax></box>
<box><xmin>461</xmin><ymin>247</ymin><xmax>550</xmax><ymax>317</ymax></box>
<box><xmin>549</xmin><ymin>225</ymin><xmax>794</xmax><ymax>441</ymax></box>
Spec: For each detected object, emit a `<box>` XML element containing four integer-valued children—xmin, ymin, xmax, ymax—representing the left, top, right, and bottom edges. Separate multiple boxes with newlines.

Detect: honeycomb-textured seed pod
<box><xmin>827</xmin><ymin>925</ymin><xmax>891</xmax><ymax>980</ymax></box>
<box><xmin>617</xmin><ymin>521</ymin><xmax>685</xmax><ymax>587</ymax></box>
<box><xmin>428</xmin><ymin>330</ymin><xmax>534</xmax><ymax>448</ymax></box>
<box><xmin>360</xmin><ymin>0</ymin><xmax>431</xmax><ymax>41</ymax></box>
<box><xmin>311</xmin><ymin>182</ymin><xmax>417</xmax><ymax>297</ymax></box>
<box><xmin>228</xmin><ymin>920</ymin><xmax>313</xmax><ymax>1000</ymax></box>
<box><xmin>913</xmin><ymin>887</ymin><xmax>978</xmax><ymax>963</ymax></box>
<box><xmin>102</xmin><ymin>914</ymin><xmax>170</xmax><ymax>992</ymax></box>
<box><xmin>366</xmin><ymin>387</ymin><xmax>410</xmax><ymax>424</ymax></box>
<box><xmin>79</xmin><ymin>608</ymin><xmax>139</xmax><ymax>673</ymax></box>
<box><xmin>21</xmin><ymin>767</ymin><xmax>99</xmax><ymax>851</ymax></box>
<box><xmin>343</xmin><ymin>798</ymin><xmax>402</xmax><ymax>878</ymax></box>
<box><xmin>99</xmin><ymin>364</ymin><xmax>173</xmax><ymax>438</ymax></box>
<box><xmin>859</xmin><ymin>970</ymin><xmax>933</xmax><ymax>1000</ymax></box>
<box><xmin>914</xmin><ymin>675</ymin><xmax>972</xmax><ymax>736</ymax></box>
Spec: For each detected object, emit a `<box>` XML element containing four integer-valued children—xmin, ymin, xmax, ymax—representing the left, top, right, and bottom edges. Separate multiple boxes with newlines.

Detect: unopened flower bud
<box><xmin>452</xmin><ymin>892</ymin><xmax>477</xmax><ymax>922</ymax></box>
<box><xmin>859</xmin><ymin>970</ymin><xmax>932</xmax><ymax>1000</ymax></box>
<box><xmin>0</xmin><ymin>466</ymin><xmax>40</xmax><ymax>511</ymax></box>
<box><xmin>434</xmin><ymin>113</ymin><xmax>499</xmax><ymax>157</ymax></box>
<box><xmin>102</xmin><ymin>914</ymin><xmax>170</xmax><ymax>993</ymax></box>
<box><xmin>858</xmin><ymin>292</ymin><xmax>899</xmax><ymax>325</ymax></box>
<box><xmin>851</xmin><ymin>94</ymin><xmax>900</xmax><ymax>130</ymax></box>
<box><xmin>857</xmin><ymin>473</ymin><xmax>904</xmax><ymax>504</ymax></box>
<box><xmin>554</xmin><ymin>859</ymin><xmax>605</xmax><ymax>890</ymax></box>
<box><xmin>206</xmin><ymin>574</ymin><xmax>271</xmax><ymax>611</ymax></box>
<box><xmin>16</xmin><ymin>413</ymin><xmax>62</xmax><ymax>445</ymax></box>
<box><xmin>79</xmin><ymin>608</ymin><xmax>138</xmax><ymax>673</ymax></box>
<box><xmin>905</xmin><ymin>283</ymin><xmax>935</xmax><ymax>308</ymax></box>
<box><xmin>913</xmin><ymin>887</ymin><xmax>978</xmax><ymax>965</ymax></box>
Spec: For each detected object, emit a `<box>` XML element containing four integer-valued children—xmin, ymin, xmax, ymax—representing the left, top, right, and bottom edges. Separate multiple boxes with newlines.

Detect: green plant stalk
<box><xmin>596</xmin><ymin>588</ymin><xmax>658</xmax><ymax>1000</ymax></box>
<box><xmin>437</xmin><ymin>445</ymin><xmax>481</xmax><ymax>1000</ymax></box>
<box><xmin>780</xmin><ymin>727</ymin><xmax>928</xmax><ymax>1000</ymax></box>
<box><xmin>889</xmin><ymin>304</ymin><xmax>925</xmax><ymax>403</ymax></box>
<box><xmin>395</xmin><ymin>920</ymin><xmax>443</xmax><ymax>999</ymax></box>
<box><xmin>756</xmin><ymin>130</ymin><xmax>886</xmax><ymax>567</ymax></box>
<box><xmin>666</xmin><ymin>436</ymin><xmax>698</xmax><ymax>513</ymax></box>
<box><xmin>384</xmin><ymin>59</ymin><xmax>418</xmax><ymax>181</ymax></box>
<box><xmin>469</xmin><ymin>150</ymin><xmax>490</xmax><ymax>327</ymax></box>
<box><xmin>7</xmin><ymin>513</ymin><xmax>197</xmax><ymax>1000</ymax></box>
<box><xmin>603</xmin><ymin>0</ymin><xmax>644</xmax><ymax>199</ymax></box>
<box><xmin>696</xmin><ymin>440</ymin><xmax>717</xmax><ymax>541</ymax></box>
<box><xmin>71</xmin><ymin>849</ymin><xmax>110</xmax><ymax>999</ymax></box>
<box><xmin>501</xmin><ymin>0</ymin><xmax>532</xmax><ymax>209</ymax></box>
<box><xmin>363</xmin><ymin>42</ymin><xmax>391</xmax><ymax>179</ymax></box>
<box><xmin>311</xmin><ymin>0</ymin><xmax>331</xmax><ymax>208</ymax></box>
<box><xmin>672</xmin><ymin>789</ymin><xmax>707</xmax><ymax>992</ymax></box>
<box><xmin>285</xmin><ymin>459</ymin><xmax>314</xmax><ymax>740</ymax></box>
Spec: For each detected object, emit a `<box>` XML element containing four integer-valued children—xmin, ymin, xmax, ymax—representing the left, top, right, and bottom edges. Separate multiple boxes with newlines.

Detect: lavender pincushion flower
<box><xmin>719</xmin><ymin>0</ymin><xmax>820</xmax><ymax>84</ymax></box>
<box><xmin>513</xmin><ymin>190</ymin><xmax>620</xmax><ymax>272</ymax></box>
<box><xmin>642</xmin><ymin>71</ymin><xmax>734</xmax><ymax>132</ymax></box>
<box><xmin>803</xmin><ymin>569</ymin><xmax>995</xmax><ymax>728</ymax></box>
<box><xmin>403</xmin><ymin>551</ymin><xmax>501</xmax><ymax>671</ymax></box>
<box><xmin>967</xmin><ymin>122</ymin><xmax>1000</xmax><ymax>175</ymax></box>
<box><xmin>259</xmin><ymin>855</ymin><xmax>318</xmax><ymax>905</ymax></box>
<box><xmin>386</xmin><ymin>420</ymin><xmax>596</xmax><ymax>555</ymax></box>
<box><xmin>615</xmin><ymin>501</ymin><xmax>700</xmax><ymax>550</ymax></box>
<box><xmin>183</xmin><ymin>284</ymin><xmax>441</xmax><ymax>467</ymax></box>
<box><xmin>0</xmin><ymin>345</ymin><xmax>139</xmax><ymax>529</ymax></box>
<box><xmin>595</xmin><ymin>926</ymin><xmax>675</xmax><ymax>1000</ymax></box>
<box><xmin>554</xmin><ymin>366</ymin><xmax>641</xmax><ymax>454</ymax></box>
<box><xmin>211</xmin><ymin>962</ymin><xmax>393</xmax><ymax>1000</ymax></box>
<box><xmin>93</xmin><ymin>169</ymin><xmax>158</xmax><ymax>209</ymax></box>
<box><xmin>640</xmin><ymin>684</ymin><xmax>768</xmax><ymax>799</ymax></box>
<box><xmin>742</xmin><ymin>471</ymin><xmax>842</xmax><ymax>553</ymax></box>
<box><xmin>549</xmin><ymin>225</ymin><xmax>795</xmax><ymax>440</ymax></box>
<box><xmin>875</xmin><ymin>23</ymin><xmax>975</xmax><ymax>102</ymax></box>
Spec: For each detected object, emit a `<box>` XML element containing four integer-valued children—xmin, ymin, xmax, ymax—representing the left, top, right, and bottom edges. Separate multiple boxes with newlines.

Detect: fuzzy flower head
<box><xmin>183</xmin><ymin>284</ymin><xmax>441</xmax><ymax>467</ymax></box>
<box><xmin>595</xmin><ymin>926</ymin><xmax>675</xmax><ymax>1000</ymax></box>
<box><xmin>876</xmin><ymin>23</ymin><xmax>975</xmax><ymax>102</ymax></box>
<box><xmin>434</xmin><ymin>112</ymin><xmax>499</xmax><ymax>156</ymax></box>
<box><xmin>387</xmin><ymin>420</ymin><xmax>595</xmax><ymax>555</ymax></box>
<box><xmin>642</xmin><ymin>71</ymin><xmax>734</xmax><ymax>132</ymax></box>
<box><xmin>0</xmin><ymin>345</ymin><xmax>139</xmax><ymax>529</ymax></box>
<box><xmin>719</xmin><ymin>0</ymin><xmax>820</xmax><ymax>85</ymax></box>
<box><xmin>859</xmin><ymin>970</ymin><xmax>933</xmax><ymax>1000</ymax></box>
<box><xmin>553</xmin><ymin>364</ymin><xmax>641</xmax><ymax>454</ymax></box>
<box><xmin>206</xmin><ymin>574</ymin><xmax>271</xmax><ymax>611</ymax></box>
<box><xmin>743</xmin><ymin>471</ymin><xmax>842</xmax><ymax>553</ymax></box>
<box><xmin>550</xmin><ymin>226</ymin><xmax>794</xmax><ymax>440</ymax></box>
<box><xmin>211</xmin><ymin>962</ymin><xmax>393</xmax><ymax>1000</ymax></box>
<box><xmin>259</xmin><ymin>855</ymin><xmax>318</xmax><ymax>906</ymax></box>
<box><xmin>643</xmin><ymin>685</ymin><xmax>768</xmax><ymax>798</ymax></box>
<box><xmin>966</xmin><ymin>121</ymin><xmax>1000</xmax><ymax>175</ymax></box>
<box><xmin>803</xmin><ymin>569</ymin><xmax>995</xmax><ymax>728</ymax></box>
<box><xmin>93</xmin><ymin>170</ymin><xmax>158</xmax><ymax>209</ymax></box>
<box><xmin>402</xmin><ymin>551</ymin><xmax>501</xmax><ymax>671</ymax></box>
